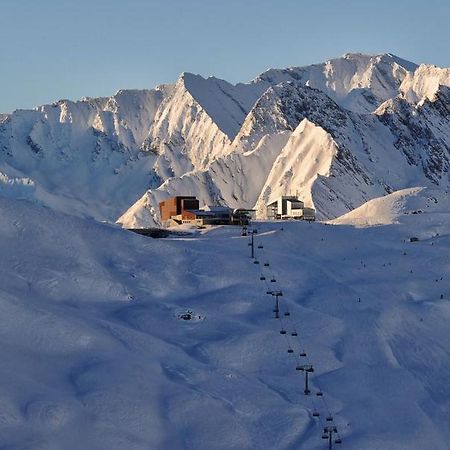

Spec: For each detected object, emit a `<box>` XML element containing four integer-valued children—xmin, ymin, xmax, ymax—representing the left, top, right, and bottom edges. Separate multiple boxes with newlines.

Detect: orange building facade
<box><xmin>159</xmin><ymin>196</ymin><xmax>200</xmax><ymax>221</ymax></box>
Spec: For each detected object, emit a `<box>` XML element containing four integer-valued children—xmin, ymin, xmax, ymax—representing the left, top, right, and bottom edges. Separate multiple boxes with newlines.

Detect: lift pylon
<box><xmin>271</xmin><ymin>290</ymin><xmax>282</xmax><ymax>319</ymax></box>
<box><xmin>295</xmin><ymin>364</ymin><xmax>314</xmax><ymax>394</ymax></box>
<box><xmin>322</xmin><ymin>426</ymin><xmax>340</xmax><ymax>450</ymax></box>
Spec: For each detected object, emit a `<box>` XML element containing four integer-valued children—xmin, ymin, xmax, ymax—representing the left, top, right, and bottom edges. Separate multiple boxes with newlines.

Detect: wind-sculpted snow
<box><xmin>2</xmin><ymin>197</ymin><xmax>450</xmax><ymax>449</ymax></box>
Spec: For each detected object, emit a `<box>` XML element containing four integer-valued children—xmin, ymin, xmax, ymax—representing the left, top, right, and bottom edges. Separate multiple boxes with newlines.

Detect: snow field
<box><xmin>2</xmin><ymin>194</ymin><xmax>450</xmax><ymax>448</ymax></box>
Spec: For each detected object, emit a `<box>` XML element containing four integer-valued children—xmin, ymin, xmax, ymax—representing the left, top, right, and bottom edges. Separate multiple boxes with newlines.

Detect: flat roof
<box><xmin>204</xmin><ymin>206</ymin><xmax>233</xmax><ymax>212</ymax></box>
<box><xmin>184</xmin><ymin>210</ymin><xmax>216</xmax><ymax>217</ymax></box>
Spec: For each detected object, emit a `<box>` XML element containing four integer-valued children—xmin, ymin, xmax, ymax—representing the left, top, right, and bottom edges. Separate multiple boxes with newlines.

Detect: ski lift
<box><xmin>284</xmin><ymin>312</ymin><xmax>290</xmax><ymax>316</ymax></box>
<box><xmin>264</xmin><ymin>262</ymin><xmax>270</xmax><ymax>267</ymax></box>
<box><xmin>291</xmin><ymin>331</ymin><xmax>298</xmax><ymax>336</ymax></box>
<box><xmin>316</xmin><ymin>391</ymin><xmax>323</xmax><ymax>397</ymax></box>
<box><xmin>260</xmin><ymin>276</ymin><xmax>266</xmax><ymax>280</ymax></box>
<box><xmin>313</xmin><ymin>411</ymin><xmax>320</xmax><ymax>417</ymax></box>
<box><xmin>287</xmin><ymin>348</ymin><xmax>294</xmax><ymax>353</ymax></box>
<box><xmin>322</xmin><ymin>433</ymin><xmax>329</xmax><ymax>440</ymax></box>
<box><xmin>300</xmin><ymin>351</ymin><xmax>307</xmax><ymax>357</ymax></box>
<box><xmin>335</xmin><ymin>438</ymin><xmax>342</xmax><ymax>444</ymax></box>
<box><xmin>280</xmin><ymin>330</ymin><xmax>287</xmax><ymax>335</ymax></box>
<box><xmin>270</xmin><ymin>278</ymin><xmax>276</xmax><ymax>283</ymax></box>
<box><xmin>326</xmin><ymin>416</ymin><xmax>333</xmax><ymax>422</ymax></box>
<box><xmin>258</xmin><ymin>245</ymin><xmax>263</xmax><ymax>249</ymax></box>
<box><xmin>254</xmin><ymin>260</ymin><xmax>259</xmax><ymax>264</ymax></box>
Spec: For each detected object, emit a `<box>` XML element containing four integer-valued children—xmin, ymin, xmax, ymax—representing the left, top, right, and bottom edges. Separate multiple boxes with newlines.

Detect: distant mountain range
<box><xmin>1</xmin><ymin>53</ymin><xmax>450</xmax><ymax>225</ymax></box>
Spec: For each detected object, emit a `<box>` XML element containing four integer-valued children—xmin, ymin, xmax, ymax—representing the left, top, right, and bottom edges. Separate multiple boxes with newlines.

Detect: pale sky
<box><xmin>0</xmin><ymin>0</ymin><xmax>449</xmax><ymax>113</ymax></box>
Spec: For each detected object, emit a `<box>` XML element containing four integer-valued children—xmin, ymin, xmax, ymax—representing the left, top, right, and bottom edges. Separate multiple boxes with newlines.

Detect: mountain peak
<box><xmin>338</xmin><ymin>52</ymin><xmax>418</xmax><ymax>74</ymax></box>
<box><xmin>176</xmin><ymin>71</ymin><xmax>266</xmax><ymax>139</ymax></box>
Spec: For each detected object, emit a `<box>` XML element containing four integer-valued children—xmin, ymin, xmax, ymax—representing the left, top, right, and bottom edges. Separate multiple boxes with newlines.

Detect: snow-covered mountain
<box><xmin>0</xmin><ymin>88</ymin><xmax>169</xmax><ymax>219</ymax></box>
<box><xmin>1</xmin><ymin>52</ymin><xmax>450</xmax><ymax>225</ymax></box>
<box><xmin>254</xmin><ymin>52</ymin><xmax>417</xmax><ymax>113</ymax></box>
<box><xmin>3</xmin><ymin>51</ymin><xmax>450</xmax><ymax>450</ymax></box>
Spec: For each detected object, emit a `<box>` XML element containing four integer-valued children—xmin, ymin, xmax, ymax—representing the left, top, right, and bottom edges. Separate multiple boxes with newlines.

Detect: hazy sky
<box><xmin>1</xmin><ymin>0</ymin><xmax>449</xmax><ymax>113</ymax></box>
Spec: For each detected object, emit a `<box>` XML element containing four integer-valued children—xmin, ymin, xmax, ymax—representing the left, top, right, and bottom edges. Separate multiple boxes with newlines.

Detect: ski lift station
<box><xmin>266</xmin><ymin>196</ymin><xmax>315</xmax><ymax>221</ymax></box>
<box><xmin>159</xmin><ymin>196</ymin><xmax>255</xmax><ymax>227</ymax></box>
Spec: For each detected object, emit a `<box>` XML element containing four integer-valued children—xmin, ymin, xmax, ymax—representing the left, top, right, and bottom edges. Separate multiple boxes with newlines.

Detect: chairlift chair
<box><xmin>280</xmin><ymin>330</ymin><xmax>287</xmax><ymax>335</ymax></box>
<box><xmin>291</xmin><ymin>331</ymin><xmax>298</xmax><ymax>337</ymax></box>
<box><xmin>316</xmin><ymin>391</ymin><xmax>323</xmax><ymax>397</ymax></box>
<box><xmin>284</xmin><ymin>312</ymin><xmax>290</xmax><ymax>316</ymax></box>
<box><xmin>258</xmin><ymin>245</ymin><xmax>263</xmax><ymax>249</ymax></box>
<box><xmin>253</xmin><ymin>260</ymin><xmax>259</xmax><ymax>264</ymax></box>
<box><xmin>287</xmin><ymin>348</ymin><xmax>294</xmax><ymax>353</ymax></box>
<box><xmin>260</xmin><ymin>276</ymin><xmax>266</xmax><ymax>280</ymax></box>
<box><xmin>264</xmin><ymin>262</ymin><xmax>270</xmax><ymax>267</ymax></box>
<box><xmin>270</xmin><ymin>278</ymin><xmax>276</xmax><ymax>283</ymax></box>
<box><xmin>313</xmin><ymin>411</ymin><xmax>320</xmax><ymax>417</ymax></box>
<box><xmin>335</xmin><ymin>438</ymin><xmax>342</xmax><ymax>444</ymax></box>
<box><xmin>326</xmin><ymin>416</ymin><xmax>333</xmax><ymax>422</ymax></box>
<box><xmin>300</xmin><ymin>351</ymin><xmax>307</xmax><ymax>357</ymax></box>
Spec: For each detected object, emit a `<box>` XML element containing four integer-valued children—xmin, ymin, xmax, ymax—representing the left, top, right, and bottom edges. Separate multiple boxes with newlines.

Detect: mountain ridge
<box><xmin>2</xmin><ymin>52</ymin><xmax>450</xmax><ymax>227</ymax></box>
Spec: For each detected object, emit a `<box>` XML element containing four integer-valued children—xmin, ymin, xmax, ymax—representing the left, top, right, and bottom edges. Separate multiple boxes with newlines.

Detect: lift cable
<box><xmin>249</xmin><ymin>231</ymin><xmax>343</xmax><ymax>446</ymax></box>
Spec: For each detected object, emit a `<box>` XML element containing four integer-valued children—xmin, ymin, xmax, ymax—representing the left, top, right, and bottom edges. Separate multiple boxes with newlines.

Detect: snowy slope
<box><xmin>330</xmin><ymin>186</ymin><xmax>450</xmax><ymax>230</ymax></box>
<box><xmin>117</xmin><ymin>132</ymin><xmax>292</xmax><ymax>228</ymax></box>
<box><xmin>330</xmin><ymin>187</ymin><xmax>425</xmax><ymax>227</ymax></box>
<box><xmin>254</xmin><ymin>119</ymin><xmax>338</xmax><ymax>216</ymax></box>
<box><xmin>181</xmin><ymin>73</ymin><xmax>266</xmax><ymax>139</ymax></box>
<box><xmin>144</xmin><ymin>72</ymin><xmax>267</xmax><ymax>179</ymax></box>
<box><xmin>0</xmin><ymin>88</ymin><xmax>168</xmax><ymax>219</ymax></box>
<box><xmin>2</xmin><ymin>197</ymin><xmax>450</xmax><ymax>449</ymax></box>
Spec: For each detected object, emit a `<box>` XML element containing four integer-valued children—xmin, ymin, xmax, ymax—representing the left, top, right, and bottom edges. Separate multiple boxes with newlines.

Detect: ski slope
<box><xmin>1</xmin><ymin>196</ymin><xmax>450</xmax><ymax>449</ymax></box>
